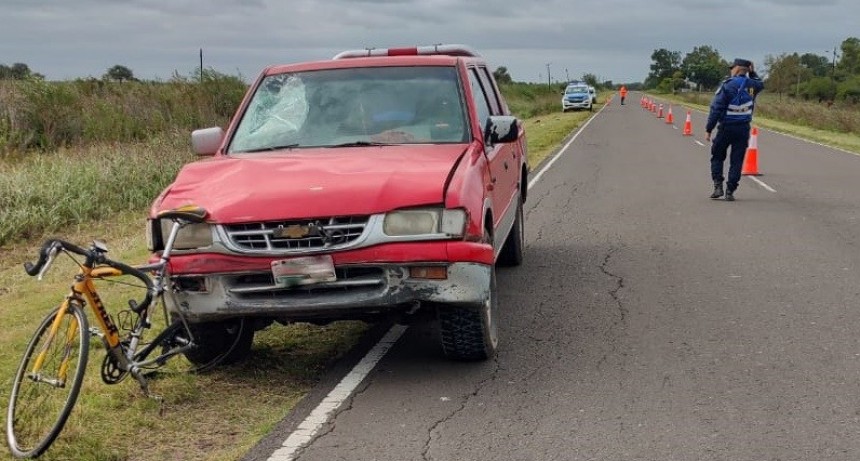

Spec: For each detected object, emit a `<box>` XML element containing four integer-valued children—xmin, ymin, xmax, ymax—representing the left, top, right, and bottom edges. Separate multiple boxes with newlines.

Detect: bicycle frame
<box><xmin>29</xmin><ymin>263</ymin><xmax>154</xmax><ymax>386</ymax></box>
<box><xmin>27</xmin><ymin>216</ymin><xmax>196</xmax><ymax>390</ymax></box>
<box><xmin>8</xmin><ymin>205</ymin><xmax>211</xmax><ymax>459</ymax></box>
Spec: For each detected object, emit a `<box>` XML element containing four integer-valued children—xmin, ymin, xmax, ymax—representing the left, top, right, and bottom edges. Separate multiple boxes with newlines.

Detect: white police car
<box><xmin>562</xmin><ymin>83</ymin><xmax>593</xmax><ymax>112</ymax></box>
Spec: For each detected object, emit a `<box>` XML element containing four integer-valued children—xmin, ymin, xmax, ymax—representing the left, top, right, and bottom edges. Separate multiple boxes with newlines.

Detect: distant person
<box><xmin>705</xmin><ymin>58</ymin><xmax>764</xmax><ymax>201</ymax></box>
<box><xmin>619</xmin><ymin>85</ymin><xmax>628</xmax><ymax>105</ymax></box>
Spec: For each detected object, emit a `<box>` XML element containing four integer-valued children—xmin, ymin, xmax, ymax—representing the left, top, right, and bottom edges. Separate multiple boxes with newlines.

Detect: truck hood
<box><xmin>155</xmin><ymin>145</ymin><xmax>468</xmax><ymax>222</ymax></box>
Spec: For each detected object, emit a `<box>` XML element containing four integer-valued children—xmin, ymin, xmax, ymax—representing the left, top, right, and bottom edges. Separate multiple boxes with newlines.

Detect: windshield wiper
<box><xmin>235</xmin><ymin>143</ymin><xmax>300</xmax><ymax>153</ymax></box>
<box><xmin>328</xmin><ymin>141</ymin><xmax>390</xmax><ymax>148</ymax></box>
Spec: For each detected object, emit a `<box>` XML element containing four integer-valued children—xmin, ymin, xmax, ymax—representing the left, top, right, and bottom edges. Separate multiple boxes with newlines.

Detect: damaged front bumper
<box><xmin>166</xmin><ymin>262</ymin><xmax>491</xmax><ymax>322</ymax></box>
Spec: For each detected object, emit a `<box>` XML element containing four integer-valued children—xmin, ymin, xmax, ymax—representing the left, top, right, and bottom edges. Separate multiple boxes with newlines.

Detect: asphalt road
<box><xmin>245</xmin><ymin>95</ymin><xmax>860</xmax><ymax>461</ymax></box>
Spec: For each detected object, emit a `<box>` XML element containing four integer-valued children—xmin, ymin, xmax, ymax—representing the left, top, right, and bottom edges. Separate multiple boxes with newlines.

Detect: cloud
<box><xmin>0</xmin><ymin>0</ymin><xmax>856</xmax><ymax>83</ymax></box>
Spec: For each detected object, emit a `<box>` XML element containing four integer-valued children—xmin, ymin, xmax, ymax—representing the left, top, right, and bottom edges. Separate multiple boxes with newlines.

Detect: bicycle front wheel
<box><xmin>7</xmin><ymin>303</ymin><xmax>89</xmax><ymax>459</ymax></box>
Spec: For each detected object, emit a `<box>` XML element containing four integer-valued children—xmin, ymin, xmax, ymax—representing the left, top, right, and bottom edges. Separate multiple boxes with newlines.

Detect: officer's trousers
<box><xmin>710</xmin><ymin>123</ymin><xmax>751</xmax><ymax>191</ymax></box>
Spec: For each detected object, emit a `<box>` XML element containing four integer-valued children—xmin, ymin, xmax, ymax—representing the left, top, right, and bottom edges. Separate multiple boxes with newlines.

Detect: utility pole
<box><xmin>199</xmin><ymin>48</ymin><xmax>204</xmax><ymax>82</ymax></box>
<box><xmin>546</xmin><ymin>63</ymin><xmax>552</xmax><ymax>88</ymax></box>
<box><xmin>565</xmin><ymin>68</ymin><xmax>569</xmax><ymax>83</ymax></box>
<box><xmin>829</xmin><ymin>46</ymin><xmax>839</xmax><ymax>78</ymax></box>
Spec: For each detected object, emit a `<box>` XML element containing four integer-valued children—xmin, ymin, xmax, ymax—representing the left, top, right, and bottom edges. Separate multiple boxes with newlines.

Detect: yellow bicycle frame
<box><xmin>30</xmin><ymin>264</ymin><xmax>125</xmax><ymax>384</ymax></box>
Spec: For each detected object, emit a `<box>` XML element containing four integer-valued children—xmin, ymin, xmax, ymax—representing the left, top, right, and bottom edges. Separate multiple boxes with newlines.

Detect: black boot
<box><xmin>710</xmin><ymin>182</ymin><xmax>724</xmax><ymax>199</ymax></box>
<box><xmin>725</xmin><ymin>190</ymin><xmax>735</xmax><ymax>201</ymax></box>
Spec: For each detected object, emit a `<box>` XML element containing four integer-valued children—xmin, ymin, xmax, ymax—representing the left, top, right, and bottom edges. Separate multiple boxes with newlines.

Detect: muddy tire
<box><xmin>437</xmin><ymin>266</ymin><xmax>499</xmax><ymax>361</ymax></box>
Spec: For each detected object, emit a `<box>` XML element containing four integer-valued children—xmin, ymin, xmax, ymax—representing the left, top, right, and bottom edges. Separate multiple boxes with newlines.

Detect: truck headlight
<box><xmin>383</xmin><ymin>208</ymin><xmax>466</xmax><ymax>238</ymax></box>
<box><xmin>439</xmin><ymin>209</ymin><xmax>466</xmax><ymax>237</ymax></box>
<box><xmin>160</xmin><ymin>220</ymin><xmax>213</xmax><ymax>250</ymax></box>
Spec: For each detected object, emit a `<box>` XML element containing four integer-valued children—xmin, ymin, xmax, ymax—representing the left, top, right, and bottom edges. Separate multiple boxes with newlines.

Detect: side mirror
<box><xmin>483</xmin><ymin>115</ymin><xmax>519</xmax><ymax>146</ymax></box>
<box><xmin>191</xmin><ymin>127</ymin><xmax>225</xmax><ymax>156</ymax></box>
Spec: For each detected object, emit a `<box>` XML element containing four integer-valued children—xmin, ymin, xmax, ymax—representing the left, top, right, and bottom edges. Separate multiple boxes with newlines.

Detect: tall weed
<box><xmin>0</xmin><ymin>136</ymin><xmax>195</xmax><ymax>247</ymax></box>
<box><xmin>500</xmin><ymin>82</ymin><xmax>565</xmax><ymax>119</ymax></box>
<box><xmin>0</xmin><ymin>70</ymin><xmax>247</xmax><ymax>154</ymax></box>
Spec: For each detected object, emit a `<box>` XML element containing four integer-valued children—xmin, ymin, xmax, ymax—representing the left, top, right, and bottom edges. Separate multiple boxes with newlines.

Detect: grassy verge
<box><xmin>525</xmin><ymin>110</ymin><xmax>595</xmax><ymax>168</ymax></box>
<box><xmin>651</xmin><ymin>92</ymin><xmax>860</xmax><ymax>155</ymax></box>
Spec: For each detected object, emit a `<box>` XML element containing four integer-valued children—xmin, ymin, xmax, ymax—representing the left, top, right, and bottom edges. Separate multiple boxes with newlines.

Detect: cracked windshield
<box><xmin>229</xmin><ymin>66</ymin><xmax>468</xmax><ymax>152</ymax></box>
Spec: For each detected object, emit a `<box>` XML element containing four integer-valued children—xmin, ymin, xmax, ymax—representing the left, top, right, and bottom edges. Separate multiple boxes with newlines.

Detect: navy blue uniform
<box><xmin>706</xmin><ymin>72</ymin><xmax>764</xmax><ymax>193</ymax></box>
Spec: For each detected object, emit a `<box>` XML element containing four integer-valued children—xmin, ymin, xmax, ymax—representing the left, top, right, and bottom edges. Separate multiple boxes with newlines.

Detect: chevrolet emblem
<box><xmin>274</xmin><ymin>225</ymin><xmax>311</xmax><ymax>239</ymax></box>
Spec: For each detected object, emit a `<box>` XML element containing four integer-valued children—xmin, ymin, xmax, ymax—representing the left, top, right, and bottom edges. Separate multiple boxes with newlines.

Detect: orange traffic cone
<box><xmin>682</xmin><ymin>111</ymin><xmax>693</xmax><ymax>136</ymax></box>
<box><xmin>665</xmin><ymin>105</ymin><xmax>674</xmax><ymax>124</ymax></box>
<box><xmin>657</xmin><ymin>104</ymin><xmax>664</xmax><ymax>118</ymax></box>
<box><xmin>651</xmin><ymin>101</ymin><xmax>657</xmax><ymax>113</ymax></box>
<box><xmin>742</xmin><ymin>126</ymin><xmax>762</xmax><ymax>176</ymax></box>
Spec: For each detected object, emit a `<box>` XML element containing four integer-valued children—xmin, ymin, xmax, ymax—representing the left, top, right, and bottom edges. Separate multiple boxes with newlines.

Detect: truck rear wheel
<box><xmin>498</xmin><ymin>195</ymin><xmax>524</xmax><ymax>267</ymax></box>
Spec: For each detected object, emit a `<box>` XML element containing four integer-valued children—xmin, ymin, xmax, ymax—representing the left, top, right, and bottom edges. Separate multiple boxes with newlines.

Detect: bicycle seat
<box><xmin>156</xmin><ymin>205</ymin><xmax>208</xmax><ymax>223</ymax></box>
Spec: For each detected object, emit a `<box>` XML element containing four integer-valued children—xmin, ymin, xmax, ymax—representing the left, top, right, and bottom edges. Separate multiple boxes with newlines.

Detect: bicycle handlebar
<box><xmin>24</xmin><ymin>239</ymin><xmax>86</xmax><ymax>276</ymax></box>
<box><xmin>25</xmin><ymin>239</ymin><xmax>156</xmax><ymax>311</ymax></box>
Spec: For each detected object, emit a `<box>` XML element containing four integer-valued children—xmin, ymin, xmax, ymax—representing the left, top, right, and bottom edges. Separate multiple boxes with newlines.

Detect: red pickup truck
<box><xmin>147</xmin><ymin>44</ymin><xmax>528</xmax><ymax>362</ymax></box>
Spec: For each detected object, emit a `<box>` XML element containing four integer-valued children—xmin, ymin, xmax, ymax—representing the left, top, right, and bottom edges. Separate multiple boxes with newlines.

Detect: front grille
<box><xmin>224</xmin><ymin>216</ymin><xmax>370</xmax><ymax>252</ymax></box>
<box><xmin>228</xmin><ymin>266</ymin><xmax>386</xmax><ymax>299</ymax></box>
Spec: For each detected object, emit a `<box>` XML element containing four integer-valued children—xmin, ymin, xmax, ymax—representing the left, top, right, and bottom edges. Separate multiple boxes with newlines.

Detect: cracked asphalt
<box><xmin>245</xmin><ymin>96</ymin><xmax>860</xmax><ymax>461</ymax></box>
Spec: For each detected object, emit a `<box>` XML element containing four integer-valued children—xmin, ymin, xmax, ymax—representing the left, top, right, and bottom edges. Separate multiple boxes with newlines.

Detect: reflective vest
<box><xmin>724</xmin><ymin>76</ymin><xmax>754</xmax><ymax>123</ymax></box>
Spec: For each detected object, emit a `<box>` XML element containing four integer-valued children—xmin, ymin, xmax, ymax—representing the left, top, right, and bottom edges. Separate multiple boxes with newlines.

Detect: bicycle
<box><xmin>6</xmin><ymin>205</ymin><xmax>247</xmax><ymax>459</ymax></box>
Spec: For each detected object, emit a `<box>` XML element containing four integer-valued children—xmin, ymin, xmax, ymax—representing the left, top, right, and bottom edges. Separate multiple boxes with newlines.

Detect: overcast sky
<box><xmin>0</xmin><ymin>0</ymin><xmax>856</xmax><ymax>84</ymax></box>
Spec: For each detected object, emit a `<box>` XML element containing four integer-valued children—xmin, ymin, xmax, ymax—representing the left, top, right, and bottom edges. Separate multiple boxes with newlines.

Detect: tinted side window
<box><xmin>468</xmin><ymin>69</ymin><xmax>492</xmax><ymax>131</ymax></box>
<box><xmin>476</xmin><ymin>67</ymin><xmax>502</xmax><ymax>115</ymax></box>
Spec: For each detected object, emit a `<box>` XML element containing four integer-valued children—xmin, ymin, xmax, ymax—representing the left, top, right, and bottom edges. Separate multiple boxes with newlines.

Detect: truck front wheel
<box><xmin>183</xmin><ymin>318</ymin><xmax>254</xmax><ymax>368</ymax></box>
<box><xmin>436</xmin><ymin>266</ymin><xmax>499</xmax><ymax>361</ymax></box>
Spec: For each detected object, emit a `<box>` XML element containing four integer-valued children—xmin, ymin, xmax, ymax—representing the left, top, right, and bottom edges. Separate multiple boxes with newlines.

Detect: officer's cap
<box><xmin>730</xmin><ymin>58</ymin><xmax>752</xmax><ymax>68</ymax></box>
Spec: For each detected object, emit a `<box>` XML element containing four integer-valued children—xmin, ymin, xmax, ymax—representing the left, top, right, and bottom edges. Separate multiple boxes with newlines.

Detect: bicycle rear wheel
<box><xmin>7</xmin><ymin>303</ymin><xmax>89</xmax><ymax>459</ymax></box>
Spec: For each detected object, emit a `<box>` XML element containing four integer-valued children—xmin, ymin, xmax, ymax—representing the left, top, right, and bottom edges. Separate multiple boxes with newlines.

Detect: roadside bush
<box><xmin>836</xmin><ymin>76</ymin><xmax>860</xmax><ymax>104</ymax></box>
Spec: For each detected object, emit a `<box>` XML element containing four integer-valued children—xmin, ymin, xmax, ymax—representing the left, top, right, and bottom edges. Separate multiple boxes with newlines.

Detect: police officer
<box><xmin>705</xmin><ymin>58</ymin><xmax>764</xmax><ymax>201</ymax></box>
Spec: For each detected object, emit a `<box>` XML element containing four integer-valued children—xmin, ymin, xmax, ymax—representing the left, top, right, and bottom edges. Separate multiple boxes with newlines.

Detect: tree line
<box><xmin>0</xmin><ymin>63</ymin><xmax>138</xmax><ymax>82</ymax></box>
<box><xmin>646</xmin><ymin>37</ymin><xmax>860</xmax><ymax>103</ymax></box>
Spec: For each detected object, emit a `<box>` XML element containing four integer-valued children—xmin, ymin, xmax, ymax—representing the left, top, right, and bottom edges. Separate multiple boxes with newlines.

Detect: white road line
<box><xmin>694</xmin><ymin>140</ymin><xmax>706</xmax><ymax>147</ymax></box>
<box><xmin>267</xmin><ymin>325</ymin><xmax>408</xmax><ymax>461</ymax></box>
<box><xmin>268</xmin><ymin>105</ymin><xmax>605</xmax><ymax>461</ymax></box>
<box><xmin>748</xmin><ymin>175</ymin><xmax>777</xmax><ymax>192</ymax></box>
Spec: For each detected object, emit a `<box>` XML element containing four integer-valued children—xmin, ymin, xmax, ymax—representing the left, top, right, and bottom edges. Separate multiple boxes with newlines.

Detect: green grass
<box><xmin>0</xmin><ymin>136</ymin><xmax>195</xmax><ymax>247</ymax></box>
<box><xmin>652</xmin><ymin>91</ymin><xmax>860</xmax><ymax>155</ymax></box>
<box><xmin>524</xmin><ymin>110</ymin><xmax>595</xmax><ymax>168</ymax></box>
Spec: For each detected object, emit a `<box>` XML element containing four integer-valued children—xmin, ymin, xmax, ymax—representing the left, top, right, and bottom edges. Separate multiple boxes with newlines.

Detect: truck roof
<box><xmin>262</xmin><ymin>44</ymin><xmax>487</xmax><ymax>75</ymax></box>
